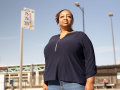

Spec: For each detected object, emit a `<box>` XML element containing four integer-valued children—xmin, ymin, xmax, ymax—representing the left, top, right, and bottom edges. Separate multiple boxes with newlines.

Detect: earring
<box><xmin>58</xmin><ymin>26</ymin><xmax>61</xmax><ymax>31</ymax></box>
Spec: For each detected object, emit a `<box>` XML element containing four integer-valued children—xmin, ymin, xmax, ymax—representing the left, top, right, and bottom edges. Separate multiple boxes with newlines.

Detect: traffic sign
<box><xmin>10</xmin><ymin>79</ymin><xmax>14</xmax><ymax>85</ymax></box>
<box><xmin>21</xmin><ymin>8</ymin><xmax>35</xmax><ymax>30</ymax></box>
<box><xmin>20</xmin><ymin>7</ymin><xmax>35</xmax><ymax>90</ymax></box>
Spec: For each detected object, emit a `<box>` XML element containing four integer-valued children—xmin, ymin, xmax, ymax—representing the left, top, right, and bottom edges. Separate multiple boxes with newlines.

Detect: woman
<box><xmin>43</xmin><ymin>9</ymin><xmax>97</xmax><ymax>90</ymax></box>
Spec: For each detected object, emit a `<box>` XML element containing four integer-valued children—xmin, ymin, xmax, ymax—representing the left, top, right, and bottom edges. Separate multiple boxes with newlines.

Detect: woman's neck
<box><xmin>61</xmin><ymin>28</ymin><xmax>73</xmax><ymax>33</ymax></box>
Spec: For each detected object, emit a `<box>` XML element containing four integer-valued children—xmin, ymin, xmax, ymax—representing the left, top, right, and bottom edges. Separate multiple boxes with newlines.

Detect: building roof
<box><xmin>97</xmin><ymin>64</ymin><xmax>120</xmax><ymax>69</ymax></box>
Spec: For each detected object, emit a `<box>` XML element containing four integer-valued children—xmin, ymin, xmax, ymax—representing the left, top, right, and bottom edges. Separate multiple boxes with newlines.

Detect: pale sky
<box><xmin>0</xmin><ymin>0</ymin><xmax>120</xmax><ymax>66</ymax></box>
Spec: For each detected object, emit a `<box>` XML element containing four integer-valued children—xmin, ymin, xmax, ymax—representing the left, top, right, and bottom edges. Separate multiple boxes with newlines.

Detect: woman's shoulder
<box><xmin>76</xmin><ymin>31</ymin><xmax>85</xmax><ymax>34</ymax></box>
<box><xmin>75</xmin><ymin>31</ymin><xmax>86</xmax><ymax>38</ymax></box>
<box><xmin>50</xmin><ymin>31</ymin><xmax>86</xmax><ymax>38</ymax></box>
<box><xmin>75</xmin><ymin>31</ymin><xmax>92</xmax><ymax>43</ymax></box>
<box><xmin>51</xmin><ymin>34</ymin><xmax>58</xmax><ymax>38</ymax></box>
<box><xmin>48</xmin><ymin>34</ymin><xmax>58</xmax><ymax>41</ymax></box>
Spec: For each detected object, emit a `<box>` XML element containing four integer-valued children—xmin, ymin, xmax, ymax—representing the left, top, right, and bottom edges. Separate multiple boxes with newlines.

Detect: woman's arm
<box><xmin>82</xmin><ymin>33</ymin><xmax>97</xmax><ymax>90</ymax></box>
<box><xmin>82</xmin><ymin>34</ymin><xmax>97</xmax><ymax>79</ymax></box>
<box><xmin>85</xmin><ymin>76</ymin><xmax>94</xmax><ymax>90</ymax></box>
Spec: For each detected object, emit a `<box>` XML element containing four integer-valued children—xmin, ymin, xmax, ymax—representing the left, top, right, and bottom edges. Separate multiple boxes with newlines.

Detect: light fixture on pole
<box><xmin>109</xmin><ymin>13</ymin><xmax>116</xmax><ymax>65</ymax></box>
<box><xmin>75</xmin><ymin>2</ymin><xmax>85</xmax><ymax>33</ymax></box>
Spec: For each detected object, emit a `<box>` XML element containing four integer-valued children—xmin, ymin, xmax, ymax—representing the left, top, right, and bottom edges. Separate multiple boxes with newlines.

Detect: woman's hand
<box><xmin>85</xmin><ymin>76</ymin><xmax>94</xmax><ymax>90</ymax></box>
<box><xmin>43</xmin><ymin>81</ymin><xmax>48</xmax><ymax>90</ymax></box>
<box><xmin>85</xmin><ymin>82</ymin><xmax>94</xmax><ymax>90</ymax></box>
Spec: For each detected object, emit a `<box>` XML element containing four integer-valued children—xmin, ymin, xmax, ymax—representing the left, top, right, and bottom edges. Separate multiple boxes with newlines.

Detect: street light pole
<box><xmin>82</xmin><ymin>7</ymin><xmax>85</xmax><ymax>33</ymax></box>
<box><xmin>109</xmin><ymin>13</ymin><xmax>116</xmax><ymax>65</ymax></box>
<box><xmin>75</xmin><ymin>2</ymin><xmax>85</xmax><ymax>33</ymax></box>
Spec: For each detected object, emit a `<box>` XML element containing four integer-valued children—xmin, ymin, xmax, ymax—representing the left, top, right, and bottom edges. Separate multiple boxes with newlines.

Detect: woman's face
<box><xmin>59</xmin><ymin>10</ymin><xmax>73</xmax><ymax>28</ymax></box>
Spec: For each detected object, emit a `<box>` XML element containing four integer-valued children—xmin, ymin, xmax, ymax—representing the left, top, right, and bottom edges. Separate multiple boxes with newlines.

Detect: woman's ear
<box><xmin>72</xmin><ymin>20</ymin><xmax>74</xmax><ymax>25</ymax></box>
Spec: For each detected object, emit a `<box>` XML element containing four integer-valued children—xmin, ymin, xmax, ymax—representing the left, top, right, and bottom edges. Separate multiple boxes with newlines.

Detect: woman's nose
<box><xmin>64</xmin><ymin>16</ymin><xmax>67</xmax><ymax>20</ymax></box>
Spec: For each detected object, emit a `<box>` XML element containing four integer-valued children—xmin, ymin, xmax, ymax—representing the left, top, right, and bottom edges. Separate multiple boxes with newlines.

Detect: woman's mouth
<box><xmin>63</xmin><ymin>21</ymin><xmax>68</xmax><ymax>24</ymax></box>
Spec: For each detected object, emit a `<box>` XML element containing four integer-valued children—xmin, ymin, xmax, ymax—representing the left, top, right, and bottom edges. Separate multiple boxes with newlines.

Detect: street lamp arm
<box><xmin>75</xmin><ymin>2</ymin><xmax>85</xmax><ymax>33</ymax></box>
<box><xmin>78</xmin><ymin>6</ymin><xmax>83</xmax><ymax>11</ymax></box>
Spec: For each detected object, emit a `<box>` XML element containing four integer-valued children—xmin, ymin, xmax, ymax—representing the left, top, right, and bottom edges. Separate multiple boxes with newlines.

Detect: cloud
<box><xmin>94</xmin><ymin>46</ymin><xmax>120</xmax><ymax>53</ymax></box>
<box><xmin>0</xmin><ymin>37</ymin><xmax>18</xmax><ymax>40</ymax></box>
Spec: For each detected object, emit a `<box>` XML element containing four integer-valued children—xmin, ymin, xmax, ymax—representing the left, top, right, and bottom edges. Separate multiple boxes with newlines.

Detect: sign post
<box><xmin>20</xmin><ymin>8</ymin><xmax>35</xmax><ymax>90</ymax></box>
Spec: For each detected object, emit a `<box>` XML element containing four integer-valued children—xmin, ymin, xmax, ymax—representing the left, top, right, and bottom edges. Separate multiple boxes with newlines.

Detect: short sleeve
<box><xmin>82</xmin><ymin>34</ymin><xmax>97</xmax><ymax>79</ymax></box>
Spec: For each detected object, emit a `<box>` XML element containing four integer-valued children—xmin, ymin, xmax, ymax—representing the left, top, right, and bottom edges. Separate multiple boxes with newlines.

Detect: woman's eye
<box><xmin>68</xmin><ymin>16</ymin><xmax>71</xmax><ymax>18</ymax></box>
<box><xmin>60</xmin><ymin>16</ymin><xmax>64</xmax><ymax>18</ymax></box>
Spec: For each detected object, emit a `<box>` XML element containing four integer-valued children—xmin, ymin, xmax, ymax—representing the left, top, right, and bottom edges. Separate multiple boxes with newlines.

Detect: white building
<box><xmin>0</xmin><ymin>64</ymin><xmax>45</xmax><ymax>90</ymax></box>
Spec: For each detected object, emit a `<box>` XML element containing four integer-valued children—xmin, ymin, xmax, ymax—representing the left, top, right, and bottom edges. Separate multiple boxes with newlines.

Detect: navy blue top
<box><xmin>44</xmin><ymin>31</ymin><xmax>97</xmax><ymax>85</ymax></box>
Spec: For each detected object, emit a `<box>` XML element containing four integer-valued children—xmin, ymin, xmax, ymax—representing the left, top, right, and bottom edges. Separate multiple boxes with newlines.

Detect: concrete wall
<box><xmin>0</xmin><ymin>75</ymin><xmax>6</xmax><ymax>90</ymax></box>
